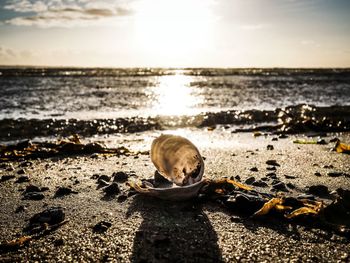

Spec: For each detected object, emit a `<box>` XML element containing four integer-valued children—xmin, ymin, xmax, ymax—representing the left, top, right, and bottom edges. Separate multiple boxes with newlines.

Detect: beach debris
<box><xmin>334</xmin><ymin>139</ymin><xmax>350</xmax><ymax>154</ymax></box>
<box><xmin>151</xmin><ymin>134</ymin><xmax>204</xmax><ymax>186</ymax></box>
<box><xmin>0</xmin><ymin>236</ymin><xmax>32</xmax><ymax>252</ymax></box>
<box><xmin>92</xmin><ymin>221</ymin><xmax>112</xmax><ymax>233</ymax></box>
<box><xmin>0</xmin><ymin>138</ymin><xmax>136</xmax><ymax>161</ymax></box>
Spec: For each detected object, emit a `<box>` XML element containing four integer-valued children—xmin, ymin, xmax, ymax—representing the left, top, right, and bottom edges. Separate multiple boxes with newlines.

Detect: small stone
<box><xmin>55</xmin><ymin>187</ymin><xmax>77</xmax><ymax>197</ymax></box>
<box><xmin>278</xmin><ymin>134</ymin><xmax>288</xmax><ymax>139</ymax></box>
<box><xmin>0</xmin><ymin>175</ymin><xmax>16</xmax><ymax>182</ymax></box>
<box><xmin>23</xmin><ymin>192</ymin><xmax>45</xmax><ymax>200</ymax></box>
<box><xmin>266</xmin><ymin>166</ymin><xmax>276</xmax><ymax>171</ymax></box>
<box><xmin>267</xmin><ymin>145</ymin><xmax>274</xmax><ymax>150</ymax></box>
<box><xmin>266</xmin><ymin>172</ymin><xmax>277</xmax><ymax>179</ymax></box>
<box><xmin>284</xmin><ymin>174</ymin><xmax>296</xmax><ymax>179</ymax></box>
<box><xmin>113</xmin><ymin>171</ymin><xmax>129</xmax><ymax>182</ymax></box>
<box><xmin>91</xmin><ymin>174</ymin><xmax>100</xmax><ymax>179</ymax></box>
<box><xmin>286</xmin><ymin>182</ymin><xmax>295</xmax><ymax>189</ymax></box>
<box><xmin>327</xmin><ymin>171</ymin><xmax>343</xmax><ymax>177</ymax></box>
<box><xmin>98</xmin><ymin>175</ymin><xmax>111</xmax><ymax>182</ymax></box>
<box><xmin>316</xmin><ymin>139</ymin><xmax>327</xmax><ymax>145</ymax></box>
<box><xmin>261</xmin><ymin>177</ymin><xmax>269</xmax><ymax>181</ymax></box>
<box><xmin>252</xmin><ymin>180</ymin><xmax>268</xmax><ymax>187</ymax></box>
<box><xmin>266</xmin><ymin>160</ymin><xmax>280</xmax><ymax>166</ymax></box>
<box><xmin>17</xmin><ymin>169</ymin><xmax>26</xmax><ymax>175</ymax></box>
<box><xmin>271</xmin><ymin>179</ymin><xmax>280</xmax><ymax>185</ymax></box>
<box><xmin>314</xmin><ymin>172</ymin><xmax>321</xmax><ymax>177</ymax></box>
<box><xmin>93</xmin><ymin>221</ymin><xmax>112</xmax><ymax>233</ymax></box>
<box><xmin>250</xmin><ymin>167</ymin><xmax>258</xmax><ymax>172</ymax></box>
<box><xmin>272</xmin><ymin>182</ymin><xmax>288</xmax><ymax>192</ymax></box>
<box><xmin>16</xmin><ymin>176</ymin><xmax>30</xmax><ymax>183</ymax></box>
<box><xmin>24</xmin><ymin>185</ymin><xmax>41</xmax><ymax>193</ymax></box>
<box><xmin>97</xmin><ymin>179</ymin><xmax>110</xmax><ymax>188</ymax></box>
<box><xmin>15</xmin><ymin>205</ymin><xmax>27</xmax><ymax>213</ymax></box>
<box><xmin>323</xmin><ymin>165</ymin><xmax>334</xmax><ymax>169</ymax></box>
<box><xmin>90</xmin><ymin>153</ymin><xmax>99</xmax><ymax>159</ymax></box>
<box><xmin>308</xmin><ymin>185</ymin><xmax>329</xmax><ymax>197</ymax></box>
<box><xmin>244</xmin><ymin>176</ymin><xmax>255</xmax><ymax>185</ymax></box>
<box><xmin>103</xmin><ymin>183</ymin><xmax>120</xmax><ymax>196</ymax></box>
<box><xmin>234</xmin><ymin>175</ymin><xmax>241</xmax><ymax>181</ymax></box>
<box><xmin>271</xmin><ymin>137</ymin><xmax>278</xmax><ymax>141</ymax></box>
<box><xmin>29</xmin><ymin>207</ymin><xmax>65</xmax><ymax>225</ymax></box>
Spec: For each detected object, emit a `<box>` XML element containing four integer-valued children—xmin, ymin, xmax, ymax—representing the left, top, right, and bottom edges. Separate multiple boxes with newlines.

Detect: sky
<box><xmin>0</xmin><ymin>0</ymin><xmax>349</xmax><ymax>67</ymax></box>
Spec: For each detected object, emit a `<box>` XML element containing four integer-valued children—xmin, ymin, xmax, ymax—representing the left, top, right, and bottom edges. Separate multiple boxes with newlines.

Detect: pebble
<box><xmin>91</xmin><ymin>174</ymin><xmax>100</xmax><ymax>179</ymax></box>
<box><xmin>24</xmin><ymin>185</ymin><xmax>41</xmax><ymax>193</ymax></box>
<box><xmin>272</xmin><ymin>137</ymin><xmax>278</xmax><ymax>141</ymax></box>
<box><xmin>234</xmin><ymin>175</ymin><xmax>241</xmax><ymax>181</ymax></box>
<box><xmin>327</xmin><ymin>172</ymin><xmax>343</xmax><ymax>177</ymax></box>
<box><xmin>267</xmin><ymin>145</ymin><xmax>274</xmax><ymax>150</ymax></box>
<box><xmin>284</xmin><ymin>174</ymin><xmax>296</xmax><ymax>179</ymax></box>
<box><xmin>272</xmin><ymin>182</ymin><xmax>288</xmax><ymax>192</ymax></box>
<box><xmin>93</xmin><ymin>221</ymin><xmax>112</xmax><ymax>233</ymax></box>
<box><xmin>113</xmin><ymin>171</ymin><xmax>129</xmax><ymax>182</ymax></box>
<box><xmin>29</xmin><ymin>206</ymin><xmax>65</xmax><ymax>225</ymax></box>
<box><xmin>266</xmin><ymin>160</ymin><xmax>280</xmax><ymax>166</ymax></box>
<box><xmin>23</xmin><ymin>192</ymin><xmax>45</xmax><ymax>200</ymax></box>
<box><xmin>286</xmin><ymin>182</ymin><xmax>295</xmax><ymax>189</ymax></box>
<box><xmin>308</xmin><ymin>185</ymin><xmax>329</xmax><ymax>197</ymax></box>
<box><xmin>55</xmin><ymin>187</ymin><xmax>77</xmax><ymax>197</ymax></box>
<box><xmin>266</xmin><ymin>173</ymin><xmax>277</xmax><ymax>179</ymax></box>
<box><xmin>266</xmin><ymin>166</ymin><xmax>277</xmax><ymax>171</ymax></box>
<box><xmin>98</xmin><ymin>175</ymin><xmax>111</xmax><ymax>182</ymax></box>
<box><xmin>17</xmin><ymin>169</ymin><xmax>26</xmax><ymax>175</ymax></box>
<box><xmin>250</xmin><ymin>167</ymin><xmax>258</xmax><ymax>172</ymax></box>
<box><xmin>15</xmin><ymin>205</ymin><xmax>27</xmax><ymax>213</ymax></box>
<box><xmin>278</xmin><ymin>134</ymin><xmax>288</xmax><ymax>139</ymax></box>
<box><xmin>244</xmin><ymin>176</ymin><xmax>255</xmax><ymax>185</ymax></box>
<box><xmin>97</xmin><ymin>179</ymin><xmax>110</xmax><ymax>188</ymax></box>
<box><xmin>103</xmin><ymin>183</ymin><xmax>120</xmax><ymax>196</ymax></box>
<box><xmin>314</xmin><ymin>172</ymin><xmax>321</xmax><ymax>177</ymax></box>
<box><xmin>16</xmin><ymin>176</ymin><xmax>30</xmax><ymax>183</ymax></box>
<box><xmin>252</xmin><ymin>180</ymin><xmax>268</xmax><ymax>187</ymax></box>
<box><xmin>0</xmin><ymin>175</ymin><xmax>16</xmax><ymax>182</ymax></box>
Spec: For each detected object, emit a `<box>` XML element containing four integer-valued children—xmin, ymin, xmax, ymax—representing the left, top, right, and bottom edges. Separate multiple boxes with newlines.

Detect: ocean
<box><xmin>1</xmin><ymin>67</ymin><xmax>350</xmax><ymax>141</ymax></box>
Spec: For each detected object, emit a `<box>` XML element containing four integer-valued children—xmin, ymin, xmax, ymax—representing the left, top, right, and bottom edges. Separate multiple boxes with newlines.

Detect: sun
<box><xmin>133</xmin><ymin>0</ymin><xmax>215</xmax><ymax>66</ymax></box>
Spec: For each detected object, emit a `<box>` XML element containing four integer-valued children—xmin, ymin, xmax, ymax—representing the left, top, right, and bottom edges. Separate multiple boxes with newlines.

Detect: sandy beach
<box><xmin>1</xmin><ymin>130</ymin><xmax>349</xmax><ymax>262</ymax></box>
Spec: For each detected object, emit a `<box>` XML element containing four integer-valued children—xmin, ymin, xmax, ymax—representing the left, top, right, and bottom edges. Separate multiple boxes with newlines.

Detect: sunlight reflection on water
<box><xmin>147</xmin><ymin>71</ymin><xmax>203</xmax><ymax>116</ymax></box>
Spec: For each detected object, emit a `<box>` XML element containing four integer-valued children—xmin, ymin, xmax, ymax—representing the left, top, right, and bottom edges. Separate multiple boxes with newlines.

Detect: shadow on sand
<box><xmin>127</xmin><ymin>195</ymin><xmax>223</xmax><ymax>263</ymax></box>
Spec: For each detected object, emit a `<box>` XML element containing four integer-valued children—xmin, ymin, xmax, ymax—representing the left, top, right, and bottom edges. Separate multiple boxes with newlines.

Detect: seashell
<box><xmin>128</xmin><ymin>134</ymin><xmax>206</xmax><ymax>200</ymax></box>
<box><xmin>151</xmin><ymin>134</ymin><xmax>204</xmax><ymax>186</ymax></box>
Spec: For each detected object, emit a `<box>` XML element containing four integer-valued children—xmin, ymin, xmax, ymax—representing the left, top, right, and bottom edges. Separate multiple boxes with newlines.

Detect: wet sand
<box><xmin>0</xmin><ymin>131</ymin><xmax>350</xmax><ymax>262</ymax></box>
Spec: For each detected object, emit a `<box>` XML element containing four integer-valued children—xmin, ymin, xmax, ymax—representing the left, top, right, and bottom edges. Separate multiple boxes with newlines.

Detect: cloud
<box><xmin>3</xmin><ymin>0</ymin><xmax>133</xmax><ymax>27</ymax></box>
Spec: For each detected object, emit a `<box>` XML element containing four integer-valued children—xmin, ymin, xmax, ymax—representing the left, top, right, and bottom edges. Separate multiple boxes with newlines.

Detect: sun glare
<box><xmin>133</xmin><ymin>0</ymin><xmax>215</xmax><ymax>66</ymax></box>
<box><xmin>147</xmin><ymin>71</ymin><xmax>203</xmax><ymax>116</ymax></box>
